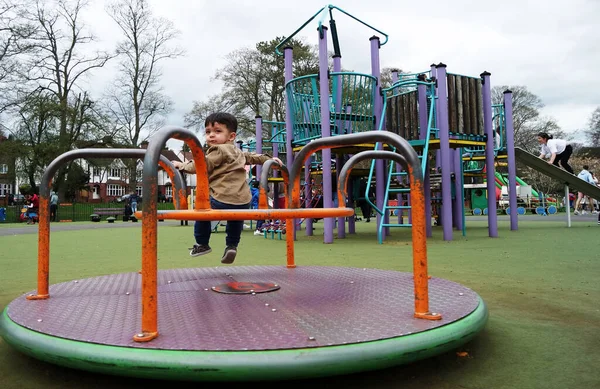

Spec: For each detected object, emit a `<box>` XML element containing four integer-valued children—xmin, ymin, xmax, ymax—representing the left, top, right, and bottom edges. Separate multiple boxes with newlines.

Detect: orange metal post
<box><xmin>134</xmin><ymin>180</ymin><xmax>159</xmax><ymax>342</ymax></box>
<box><xmin>27</xmin><ymin>195</ymin><xmax>50</xmax><ymax>300</ymax></box>
<box><xmin>409</xmin><ymin>166</ymin><xmax>442</xmax><ymax>321</ymax></box>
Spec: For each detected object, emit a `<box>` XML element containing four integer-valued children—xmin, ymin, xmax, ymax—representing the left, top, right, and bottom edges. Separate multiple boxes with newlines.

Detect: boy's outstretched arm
<box><xmin>244</xmin><ymin>152</ymin><xmax>283</xmax><ymax>166</ymax></box>
<box><xmin>171</xmin><ymin>160</ymin><xmax>196</xmax><ymax>173</ymax></box>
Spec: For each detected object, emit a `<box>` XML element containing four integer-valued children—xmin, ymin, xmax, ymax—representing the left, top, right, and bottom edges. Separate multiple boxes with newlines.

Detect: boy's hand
<box><xmin>272</xmin><ymin>157</ymin><xmax>283</xmax><ymax>166</ymax></box>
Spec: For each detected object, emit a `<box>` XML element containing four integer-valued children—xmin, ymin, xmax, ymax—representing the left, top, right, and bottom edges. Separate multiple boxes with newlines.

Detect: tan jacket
<box><xmin>179</xmin><ymin>143</ymin><xmax>271</xmax><ymax>205</ymax></box>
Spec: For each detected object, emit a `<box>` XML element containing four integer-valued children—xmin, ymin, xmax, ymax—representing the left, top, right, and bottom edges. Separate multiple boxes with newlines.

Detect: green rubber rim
<box><xmin>0</xmin><ymin>298</ymin><xmax>488</xmax><ymax>381</ymax></box>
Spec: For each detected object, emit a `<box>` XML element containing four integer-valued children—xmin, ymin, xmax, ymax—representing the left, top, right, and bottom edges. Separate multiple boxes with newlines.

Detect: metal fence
<box><xmin>0</xmin><ymin>202</ymin><xmax>176</xmax><ymax>224</ymax></box>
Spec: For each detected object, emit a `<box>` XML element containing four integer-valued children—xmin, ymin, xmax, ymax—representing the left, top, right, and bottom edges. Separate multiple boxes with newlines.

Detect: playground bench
<box><xmin>91</xmin><ymin>208</ymin><xmax>126</xmax><ymax>222</ymax></box>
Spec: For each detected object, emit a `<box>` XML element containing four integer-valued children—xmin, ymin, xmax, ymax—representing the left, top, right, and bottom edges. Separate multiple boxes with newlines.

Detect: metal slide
<box><xmin>514</xmin><ymin>147</ymin><xmax>600</xmax><ymax>199</ymax></box>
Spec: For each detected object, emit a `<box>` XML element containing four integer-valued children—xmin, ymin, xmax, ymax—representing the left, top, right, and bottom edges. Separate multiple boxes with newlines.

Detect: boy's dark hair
<box><xmin>205</xmin><ymin>112</ymin><xmax>238</xmax><ymax>133</ymax></box>
<box><xmin>537</xmin><ymin>132</ymin><xmax>553</xmax><ymax>140</ymax></box>
<box><xmin>583</xmin><ymin>165</ymin><xmax>589</xmax><ymax>170</ymax></box>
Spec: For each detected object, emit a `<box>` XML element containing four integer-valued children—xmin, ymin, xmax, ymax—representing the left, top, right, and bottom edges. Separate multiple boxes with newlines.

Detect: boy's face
<box><xmin>205</xmin><ymin>122</ymin><xmax>235</xmax><ymax>146</ymax></box>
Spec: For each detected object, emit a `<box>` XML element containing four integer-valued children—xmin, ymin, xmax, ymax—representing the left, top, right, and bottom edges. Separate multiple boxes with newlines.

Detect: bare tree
<box><xmin>18</xmin><ymin>0</ymin><xmax>113</xmax><ymax>197</ymax></box>
<box><xmin>585</xmin><ymin>107</ymin><xmax>600</xmax><ymax>145</ymax></box>
<box><xmin>186</xmin><ymin>37</ymin><xmax>319</xmax><ymax>139</ymax></box>
<box><xmin>0</xmin><ymin>0</ymin><xmax>36</xmax><ymax>111</ymax></box>
<box><xmin>492</xmin><ymin>85</ymin><xmax>565</xmax><ymax>153</ymax></box>
<box><xmin>106</xmin><ymin>0</ymin><xmax>183</xmax><ymax>192</ymax></box>
<box><xmin>106</xmin><ymin>0</ymin><xmax>183</xmax><ymax>147</ymax></box>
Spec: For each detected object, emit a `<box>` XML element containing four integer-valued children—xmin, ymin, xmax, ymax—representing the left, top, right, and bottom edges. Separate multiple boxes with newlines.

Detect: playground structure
<box><xmin>246</xmin><ymin>5</ymin><xmax>600</xmax><ymax>239</ymax></box>
<box><xmin>0</xmin><ymin>127</ymin><xmax>488</xmax><ymax>381</ymax></box>
<box><xmin>242</xmin><ymin>5</ymin><xmax>511</xmax><ymax>243</ymax></box>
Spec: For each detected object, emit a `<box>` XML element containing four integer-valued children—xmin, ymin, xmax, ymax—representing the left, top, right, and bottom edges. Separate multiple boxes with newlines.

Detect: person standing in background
<box><xmin>50</xmin><ymin>191</ymin><xmax>59</xmax><ymax>222</ymax></box>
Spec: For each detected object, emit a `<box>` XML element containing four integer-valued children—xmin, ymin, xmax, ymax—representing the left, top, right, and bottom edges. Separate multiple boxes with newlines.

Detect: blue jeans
<box><xmin>194</xmin><ymin>198</ymin><xmax>250</xmax><ymax>247</ymax></box>
<box><xmin>131</xmin><ymin>201</ymin><xmax>137</xmax><ymax>213</ymax></box>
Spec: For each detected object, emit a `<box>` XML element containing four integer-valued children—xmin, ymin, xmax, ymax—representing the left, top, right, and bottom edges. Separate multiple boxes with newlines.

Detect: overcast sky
<box><xmin>82</xmin><ymin>0</ymin><xmax>600</xmax><ymax>149</ymax></box>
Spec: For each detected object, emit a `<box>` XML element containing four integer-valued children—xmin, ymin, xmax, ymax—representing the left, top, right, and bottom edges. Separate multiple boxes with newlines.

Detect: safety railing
<box><xmin>286</xmin><ymin>72</ymin><xmax>377</xmax><ymax>145</ymax></box>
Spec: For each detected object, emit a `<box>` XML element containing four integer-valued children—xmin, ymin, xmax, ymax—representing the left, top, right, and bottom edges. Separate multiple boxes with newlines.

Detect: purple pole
<box><xmin>481</xmin><ymin>71</ymin><xmax>498</xmax><ymax>237</ymax></box>
<box><xmin>255</xmin><ymin>116</ymin><xmax>263</xmax><ymax>180</ymax></box>
<box><xmin>346</xmin><ymin>103</ymin><xmax>356</xmax><ymax>234</ymax></box>
<box><xmin>333</xmin><ymin>54</ymin><xmax>345</xmax><ymax>239</ymax></box>
<box><xmin>431</xmin><ymin>64</ymin><xmax>441</xmax><ymax>172</ymax></box>
<box><xmin>318</xmin><ymin>27</ymin><xmax>334</xmax><ymax>244</ymax></box>
<box><xmin>305</xmin><ymin>159</ymin><xmax>313</xmax><ymax>235</ymax></box>
<box><xmin>418</xmin><ymin>81</ymin><xmax>432</xmax><ymax>237</ymax></box>
<box><xmin>348</xmin><ymin>178</ymin><xmax>355</xmax><ymax>234</ymax></box>
<box><xmin>425</xmin><ymin>163</ymin><xmax>432</xmax><ymax>237</ymax></box>
<box><xmin>436</xmin><ymin>63</ymin><xmax>453</xmax><ymax>241</ymax></box>
<box><xmin>504</xmin><ymin>89</ymin><xmax>518</xmax><ymax>230</ymax></box>
<box><xmin>370</xmin><ymin>36</ymin><xmax>385</xmax><ymax>238</ymax></box>
<box><xmin>453</xmin><ymin>147</ymin><xmax>464</xmax><ymax>231</ymax></box>
<box><xmin>283</xmin><ymin>46</ymin><xmax>297</xmax><ymax>238</ymax></box>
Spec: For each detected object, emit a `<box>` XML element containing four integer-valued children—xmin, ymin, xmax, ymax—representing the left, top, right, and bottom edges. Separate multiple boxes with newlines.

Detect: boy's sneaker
<box><xmin>189</xmin><ymin>244</ymin><xmax>211</xmax><ymax>257</ymax></box>
<box><xmin>221</xmin><ymin>246</ymin><xmax>237</xmax><ymax>264</ymax></box>
<box><xmin>253</xmin><ymin>230</ymin><xmax>263</xmax><ymax>236</ymax></box>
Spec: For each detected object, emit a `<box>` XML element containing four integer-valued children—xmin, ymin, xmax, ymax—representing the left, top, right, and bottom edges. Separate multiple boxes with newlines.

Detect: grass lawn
<box><xmin>0</xmin><ymin>219</ymin><xmax>599</xmax><ymax>388</ymax></box>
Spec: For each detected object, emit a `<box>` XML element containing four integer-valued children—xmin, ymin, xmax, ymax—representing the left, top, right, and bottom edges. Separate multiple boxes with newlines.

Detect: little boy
<box><xmin>172</xmin><ymin>112</ymin><xmax>281</xmax><ymax>264</ymax></box>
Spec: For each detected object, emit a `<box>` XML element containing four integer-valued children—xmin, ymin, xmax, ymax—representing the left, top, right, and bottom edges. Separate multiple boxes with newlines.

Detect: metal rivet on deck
<box><xmin>350</xmin><ymin>281</ymin><xmax>354</xmax><ymax>284</ymax></box>
<box><xmin>308</xmin><ymin>336</ymin><xmax>316</xmax><ymax>341</ymax></box>
<box><xmin>126</xmin><ymin>292</ymin><xmax>130</xmax><ymax>295</ymax></box>
<box><xmin>251</xmin><ymin>292</ymin><xmax>256</xmax><ymax>295</ymax></box>
<box><xmin>459</xmin><ymin>293</ymin><xmax>464</xmax><ymax>296</ymax></box>
<box><xmin>167</xmin><ymin>280</ymin><xmax>172</xmax><ymax>284</ymax></box>
<box><xmin>74</xmin><ymin>280</ymin><xmax>78</xmax><ymax>283</ymax></box>
<box><xmin>37</xmin><ymin>319</ymin><xmax>42</xmax><ymax>322</ymax></box>
<box><xmin>250</xmin><ymin>290</ymin><xmax>255</xmax><ymax>293</ymax></box>
<box><xmin>274</xmin><ymin>284</ymin><xmax>279</xmax><ymax>287</ymax></box>
<box><xmin>136</xmin><ymin>333</ymin><xmax>144</xmax><ymax>338</ymax></box>
<box><xmin>271</xmin><ymin>308</ymin><xmax>277</xmax><ymax>312</ymax></box>
<box><xmin>432</xmin><ymin>312</ymin><xmax>437</xmax><ymax>315</ymax></box>
<box><xmin>204</xmin><ymin>288</ymin><xmax>209</xmax><ymax>291</ymax></box>
<box><xmin>265</xmin><ymin>303</ymin><xmax>270</xmax><ymax>307</ymax></box>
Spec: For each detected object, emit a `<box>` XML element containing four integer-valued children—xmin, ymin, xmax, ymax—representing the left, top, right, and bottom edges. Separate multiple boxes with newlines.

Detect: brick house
<box><xmin>0</xmin><ymin>126</ymin><xmax>17</xmax><ymax>206</ymax></box>
<box><xmin>82</xmin><ymin>147</ymin><xmax>182</xmax><ymax>203</ymax></box>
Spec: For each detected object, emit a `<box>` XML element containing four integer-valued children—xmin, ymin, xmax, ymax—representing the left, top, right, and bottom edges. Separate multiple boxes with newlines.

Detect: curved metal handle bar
<box><xmin>40</xmin><ymin>149</ymin><xmax>184</xmax><ymax>201</ymax></box>
<box><xmin>28</xmin><ymin>148</ymin><xmax>186</xmax><ymax>301</ymax></box>
<box><xmin>337</xmin><ymin>150</ymin><xmax>408</xmax><ymax>207</ymax></box>
<box><xmin>157</xmin><ymin>158</ymin><xmax>188</xmax><ymax>210</ymax></box>
<box><xmin>275</xmin><ymin>5</ymin><xmax>388</xmax><ymax>56</ymax></box>
<box><xmin>336</xmin><ymin>149</ymin><xmax>436</xmax><ymax>318</ymax></box>
<box><xmin>259</xmin><ymin>160</ymin><xmax>294</xmax><ymax>268</ymax></box>
<box><xmin>142</xmin><ymin>126</ymin><xmax>209</xmax><ymax>211</ymax></box>
<box><xmin>259</xmin><ymin>160</ymin><xmax>290</xmax><ymax>209</ymax></box>
<box><xmin>289</xmin><ymin>131</ymin><xmax>422</xmax><ymax>208</ymax></box>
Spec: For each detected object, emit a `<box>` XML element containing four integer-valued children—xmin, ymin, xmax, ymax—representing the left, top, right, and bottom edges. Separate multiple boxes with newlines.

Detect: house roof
<box><xmin>161</xmin><ymin>149</ymin><xmax>180</xmax><ymax>163</ymax></box>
